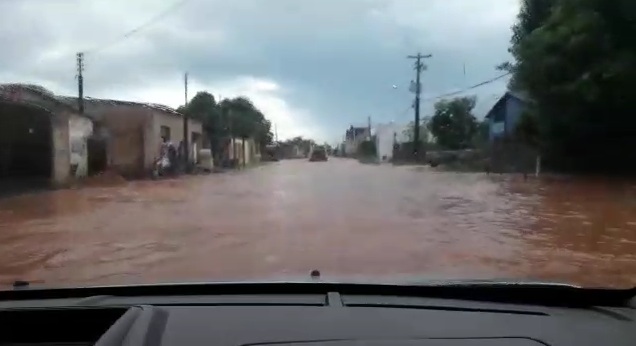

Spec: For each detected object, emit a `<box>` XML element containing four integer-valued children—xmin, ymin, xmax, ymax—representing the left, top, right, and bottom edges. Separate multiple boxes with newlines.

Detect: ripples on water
<box><xmin>0</xmin><ymin>160</ymin><xmax>635</xmax><ymax>288</ymax></box>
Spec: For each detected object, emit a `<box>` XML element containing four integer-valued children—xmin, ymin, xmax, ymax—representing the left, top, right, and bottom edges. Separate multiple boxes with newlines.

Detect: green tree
<box><xmin>515</xmin><ymin>111</ymin><xmax>540</xmax><ymax>148</ymax></box>
<box><xmin>427</xmin><ymin>97</ymin><xmax>478</xmax><ymax>150</ymax></box>
<box><xmin>507</xmin><ymin>0</ymin><xmax>636</xmax><ymax>172</ymax></box>
<box><xmin>177</xmin><ymin>91</ymin><xmax>225</xmax><ymax>160</ymax></box>
<box><xmin>403</xmin><ymin>116</ymin><xmax>431</xmax><ymax>144</ymax></box>
<box><xmin>497</xmin><ymin>0</ymin><xmax>555</xmax><ymax>88</ymax></box>
<box><xmin>179</xmin><ymin>93</ymin><xmax>273</xmax><ymax>164</ymax></box>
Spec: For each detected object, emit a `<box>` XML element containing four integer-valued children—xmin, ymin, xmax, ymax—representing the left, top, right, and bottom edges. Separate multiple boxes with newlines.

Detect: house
<box><xmin>484</xmin><ymin>91</ymin><xmax>530</xmax><ymax>142</ymax></box>
<box><xmin>55</xmin><ymin>96</ymin><xmax>203</xmax><ymax>177</ymax></box>
<box><xmin>0</xmin><ymin>84</ymin><xmax>95</xmax><ymax>188</ymax></box>
<box><xmin>343</xmin><ymin>125</ymin><xmax>370</xmax><ymax>156</ymax></box>
<box><xmin>374</xmin><ymin>122</ymin><xmax>409</xmax><ymax>162</ymax></box>
<box><xmin>484</xmin><ymin>90</ymin><xmax>538</xmax><ymax>173</ymax></box>
<box><xmin>225</xmin><ymin>137</ymin><xmax>261</xmax><ymax>166</ymax></box>
<box><xmin>0</xmin><ymin>83</ymin><xmax>204</xmax><ymax>189</ymax></box>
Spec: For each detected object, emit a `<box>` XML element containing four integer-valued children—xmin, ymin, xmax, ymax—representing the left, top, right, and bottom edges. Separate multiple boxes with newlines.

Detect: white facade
<box><xmin>343</xmin><ymin>127</ymin><xmax>371</xmax><ymax>156</ymax></box>
<box><xmin>374</xmin><ymin>122</ymin><xmax>409</xmax><ymax>162</ymax></box>
<box><xmin>68</xmin><ymin>115</ymin><xmax>94</xmax><ymax>177</ymax></box>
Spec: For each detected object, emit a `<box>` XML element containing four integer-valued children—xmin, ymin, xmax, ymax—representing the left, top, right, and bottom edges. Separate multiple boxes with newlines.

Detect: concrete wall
<box><xmin>0</xmin><ymin>86</ymin><xmax>86</xmax><ymax>186</ymax></box>
<box><xmin>85</xmin><ymin>105</ymin><xmax>151</xmax><ymax>176</ymax></box>
<box><xmin>374</xmin><ymin>123</ymin><xmax>410</xmax><ymax>161</ymax></box>
<box><xmin>51</xmin><ymin>112</ymin><xmax>71</xmax><ymax>186</ymax></box>
<box><xmin>149</xmin><ymin>111</ymin><xmax>203</xmax><ymax>167</ymax></box>
<box><xmin>227</xmin><ymin>138</ymin><xmax>260</xmax><ymax>165</ymax></box>
<box><xmin>69</xmin><ymin>114</ymin><xmax>93</xmax><ymax>177</ymax></box>
<box><xmin>81</xmin><ymin>102</ymin><xmax>202</xmax><ymax>176</ymax></box>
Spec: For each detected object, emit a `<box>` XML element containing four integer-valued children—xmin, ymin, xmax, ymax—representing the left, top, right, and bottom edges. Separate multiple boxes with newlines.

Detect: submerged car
<box><xmin>309</xmin><ymin>148</ymin><xmax>328</xmax><ymax>161</ymax></box>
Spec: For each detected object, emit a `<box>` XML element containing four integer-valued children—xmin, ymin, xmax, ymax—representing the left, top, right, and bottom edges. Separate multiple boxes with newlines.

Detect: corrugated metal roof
<box><xmin>0</xmin><ymin>83</ymin><xmax>56</xmax><ymax>98</ymax></box>
<box><xmin>0</xmin><ymin>83</ymin><xmax>182</xmax><ymax>117</ymax></box>
<box><xmin>0</xmin><ymin>83</ymin><xmax>83</xmax><ymax>114</ymax></box>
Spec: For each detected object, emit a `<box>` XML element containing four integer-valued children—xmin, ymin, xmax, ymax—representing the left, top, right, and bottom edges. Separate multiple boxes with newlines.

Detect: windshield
<box><xmin>0</xmin><ymin>0</ymin><xmax>635</xmax><ymax>290</ymax></box>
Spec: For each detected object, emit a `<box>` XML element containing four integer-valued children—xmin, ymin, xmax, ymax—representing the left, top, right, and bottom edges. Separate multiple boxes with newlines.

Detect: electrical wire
<box><xmin>422</xmin><ymin>72</ymin><xmax>511</xmax><ymax>102</ymax></box>
<box><xmin>395</xmin><ymin>104</ymin><xmax>413</xmax><ymax>119</ymax></box>
<box><xmin>84</xmin><ymin>0</ymin><xmax>191</xmax><ymax>54</ymax></box>
<box><xmin>393</xmin><ymin>72</ymin><xmax>511</xmax><ymax>121</ymax></box>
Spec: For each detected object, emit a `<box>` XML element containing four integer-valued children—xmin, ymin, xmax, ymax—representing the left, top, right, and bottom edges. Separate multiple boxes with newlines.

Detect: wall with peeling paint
<box><xmin>69</xmin><ymin>114</ymin><xmax>93</xmax><ymax>177</ymax></box>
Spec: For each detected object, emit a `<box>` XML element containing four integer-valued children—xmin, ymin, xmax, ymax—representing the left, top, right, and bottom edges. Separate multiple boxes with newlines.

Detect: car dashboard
<box><xmin>0</xmin><ymin>282</ymin><xmax>634</xmax><ymax>346</ymax></box>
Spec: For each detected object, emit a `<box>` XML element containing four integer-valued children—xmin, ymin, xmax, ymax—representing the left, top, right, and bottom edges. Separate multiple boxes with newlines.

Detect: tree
<box><xmin>177</xmin><ymin>91</ymin><xmax>224</xmax><ymax>160</ymax></box>
<box><xmin>179</xmin><ymin>93</ymin><xmax>274</xmax><ymax>165</ymax></box>
<box><xmin>515</xmin><ymin>111</ymin><xmax>540</xmax><ymax>148</ymax></box>
<box><xmin>497</xmin><ymin>0</ymin><xmax>555</xmax><ymax>88</ymax></box>
<box><xmin>277</xmin><ymin>136</ymin><xmax>318</xmax><ymax>158</ymax></box>
<box><xmin>510</xmin><ymin>0</ymin><xmax>554</xmax><ymax>47</ymax></box>
<box><xmin>403</xmin><ymin>116</ymin><xmax>431</xmax><ymax>144</ymax></box>
<box><xmin>427</xmin><ymin>97</ymin><xmax>478</xmax><ymax>150</ymax></box>
<box><xmin>506</xmin><ymin>0</ymin><xmax>636</xmax><ymax>172</ymax></box>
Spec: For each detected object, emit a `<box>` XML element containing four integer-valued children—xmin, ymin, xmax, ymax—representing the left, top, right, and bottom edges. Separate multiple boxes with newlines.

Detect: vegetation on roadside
<box><xmin>277</xmin><ymin>136</ymin><xmax>315</xmax><ymax>157</ymax></box>
<box><xmin>177</xmin><ymin>92</ymin><xmax>273</xmax><ymax>162</ymax></box>
<box><xmin>402</xmin><ymin>96</ymin><xmax>481</xmax><ymax>152</ymax></box>
<box><xmin>427</xmin><ymin>96</ymin><xmax>479</xmax><ymax>150</ymax></box>
<box><xmin>499</xmin><ymin>0</ymin><xmax>636</xmax><ymax>174</ymax></box>
<box><xmin>357</xmin><ymin>140</ymin><xmax>377</xmax><ymax>157</ymax></box>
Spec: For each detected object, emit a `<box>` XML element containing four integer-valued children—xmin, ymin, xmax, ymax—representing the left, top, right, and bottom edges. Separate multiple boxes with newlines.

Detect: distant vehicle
<box><xmin>309</xmin><ymin>147</ymin><xmax>327</xmax><ymax>161</ymax></box>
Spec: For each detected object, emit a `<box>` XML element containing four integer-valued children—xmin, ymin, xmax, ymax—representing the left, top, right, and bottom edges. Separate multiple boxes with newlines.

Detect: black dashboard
<box><xmin>0</xmin><ymin>282</ymin><xmax>634</xmax><ymax>345</ymax></box>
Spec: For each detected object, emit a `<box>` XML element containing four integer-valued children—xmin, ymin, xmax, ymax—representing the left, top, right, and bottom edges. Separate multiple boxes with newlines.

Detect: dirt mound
<box><xmin>75</xmin><ymin>170</ymin><xmax>128</xmax><ymax>188</ymax></box>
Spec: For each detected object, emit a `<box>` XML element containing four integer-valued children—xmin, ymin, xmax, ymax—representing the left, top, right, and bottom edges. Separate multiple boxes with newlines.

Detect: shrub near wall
<box><xmin>357</xmin><ymin>140</ymin><xmax>379</xmax><ymax>163</ymax></box>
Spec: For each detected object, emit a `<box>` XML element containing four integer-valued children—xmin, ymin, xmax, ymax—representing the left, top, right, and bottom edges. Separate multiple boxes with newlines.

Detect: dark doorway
<box><xmin>0</xmin><ymin>102</ymin><xmax>53</xmax><ymax>195</ymax></box>
<box><xmin>87</xmin><ymin>137</ymin><xmax>107</xmax><ymax>175</ymax></box>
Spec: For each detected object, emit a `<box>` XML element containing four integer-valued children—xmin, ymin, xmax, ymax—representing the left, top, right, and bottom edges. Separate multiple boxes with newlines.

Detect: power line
<box><xmin>422</xmin><ymin>72</ymin><xmax>511</xmax><ymax>102</ymax></box>
<box><xmin>395</xmin><ymin>103</ymin><xmax>413</xmax><ymax>120</ymax></box>
<box><xmin>84</xmin><ymin>0</ymin><xmax>191</xmax><ymax>55</ymax></box>
<box><xmin>393</xmin><ymin>72</ymin><xmax>511</xmax><ymax>122</ymax></box>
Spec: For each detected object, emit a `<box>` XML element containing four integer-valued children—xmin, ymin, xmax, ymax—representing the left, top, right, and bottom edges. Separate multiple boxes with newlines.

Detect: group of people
<box><xmin>153</xmin><ymin>140</ymin><xmax>182</xmax><ymax>177</ymax></box>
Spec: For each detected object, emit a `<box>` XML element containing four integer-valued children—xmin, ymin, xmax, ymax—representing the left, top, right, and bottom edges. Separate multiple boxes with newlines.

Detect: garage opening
<box><xmin>0</xmin><ymin>102</ymin><xmax>53</xmax><ymax>193</ymax></box>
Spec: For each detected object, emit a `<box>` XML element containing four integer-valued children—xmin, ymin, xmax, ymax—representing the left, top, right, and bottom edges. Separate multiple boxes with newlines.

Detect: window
<box><xmin>160</xmin><ymin>126</ymin><xmax>171</xmax><ymax>143</ymax></box>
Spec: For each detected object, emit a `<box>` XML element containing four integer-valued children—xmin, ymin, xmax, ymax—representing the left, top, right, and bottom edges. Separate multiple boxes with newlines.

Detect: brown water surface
<box><xmin>0</xmin><ymin>159</ymin><xmax>635</xmax><ymax>288</ymax></box>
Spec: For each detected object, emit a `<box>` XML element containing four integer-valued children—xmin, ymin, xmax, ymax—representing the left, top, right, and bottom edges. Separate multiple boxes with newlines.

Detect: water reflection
<box><xmin>0</xmin><ymin>160</ymin><xmax>634</xmax><ymax>288</ymax></box>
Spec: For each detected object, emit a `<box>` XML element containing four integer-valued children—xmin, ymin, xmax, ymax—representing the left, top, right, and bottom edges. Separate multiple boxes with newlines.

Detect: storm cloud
<box><xmin>0</xmin><ymin>0</ymin><xmax>519</xmax><ymax>142</ymax></box>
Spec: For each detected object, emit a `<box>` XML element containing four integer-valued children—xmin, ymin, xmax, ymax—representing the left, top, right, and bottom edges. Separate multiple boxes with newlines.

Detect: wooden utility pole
<box><xmin>76</xmin><ymin>52</ymin><xmax>84</xmax><ymax>114</ymax></box>
<box><xmin>183</xmin><ymin>72</ymin><xmax>189</xmax><ymax>170</ymax></box>
<box><xmin>407</xmin><ymin>52</ymin><xmax>432</xmax><ymax>159</ymax></box>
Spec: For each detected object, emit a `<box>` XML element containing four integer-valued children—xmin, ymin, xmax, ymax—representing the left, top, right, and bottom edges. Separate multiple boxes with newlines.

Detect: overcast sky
<box><xmin>0</xmin><ymin>0</ymin><xmax>518</xmax><ymax>143</ymax></box>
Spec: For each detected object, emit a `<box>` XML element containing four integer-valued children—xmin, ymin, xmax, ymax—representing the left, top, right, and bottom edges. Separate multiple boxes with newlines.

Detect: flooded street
<box><xmin>1</xmin><ymin>159</ymin><xmax>635</xmax><ymax>288</ymax></box>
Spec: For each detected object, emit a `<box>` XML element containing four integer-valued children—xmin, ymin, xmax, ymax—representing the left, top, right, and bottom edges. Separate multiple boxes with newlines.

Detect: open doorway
<box><xmin>0</xmin><ymin>102</ymin><xmax>53</xmax><ymax>195</ymax></box>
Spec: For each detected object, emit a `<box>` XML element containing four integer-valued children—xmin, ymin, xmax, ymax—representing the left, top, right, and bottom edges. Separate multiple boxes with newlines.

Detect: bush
<box><xmin>357</xmin><ymin>140</ymin><xmax>377</xmax><ymax>158</ymax></box>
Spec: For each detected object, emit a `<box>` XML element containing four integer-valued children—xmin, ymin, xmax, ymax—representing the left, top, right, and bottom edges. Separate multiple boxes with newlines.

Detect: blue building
<box><xmin>484</xmin><ymin>91</ymin><xmax>530</xmax><ymax>142</ymax></box>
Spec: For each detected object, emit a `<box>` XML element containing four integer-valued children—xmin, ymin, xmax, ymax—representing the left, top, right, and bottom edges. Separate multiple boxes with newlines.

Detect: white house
<box><xmin>374</xmin><ymin>122</ymin><xmax>409</xmax><ymax>162</ymax></box>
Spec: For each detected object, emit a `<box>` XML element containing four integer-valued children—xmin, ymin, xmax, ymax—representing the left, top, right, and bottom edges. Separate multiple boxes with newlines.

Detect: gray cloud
<box><xmin>0</xmin><ymin>0</ymin><xmax>518</xmax><ymax>142</ymax></box>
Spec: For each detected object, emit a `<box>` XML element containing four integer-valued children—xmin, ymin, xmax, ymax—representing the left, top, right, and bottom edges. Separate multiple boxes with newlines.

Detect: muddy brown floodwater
<box><xmin>0</xmin><ymin>158</ymin><xmax>635</xmax><ymax>289</ymax></box>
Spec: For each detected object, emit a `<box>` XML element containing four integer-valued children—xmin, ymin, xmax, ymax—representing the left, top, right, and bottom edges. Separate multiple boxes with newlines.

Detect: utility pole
<box><xmin>183</xmin><ymin>72</ymin><xmax>189</xmax><ymax>170</ymax></box>
<box><xmin>76</xmin><ymin>52</ymin><xmax>84</xmax><ymax>114</ymax></box>
<box><xmin>407</xmin><ymin>52</ymin><xmax>432</xmax><ymax>159</ymax></box>
<box><xmin>274</xmin><ymin>123</ymin><xmax>278</xmax><ymax>142</ymax></box>
<box><xmin>367</xmin><ymin>116</ymin><xmax>371</xmax><ymax>140</ymax></box>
